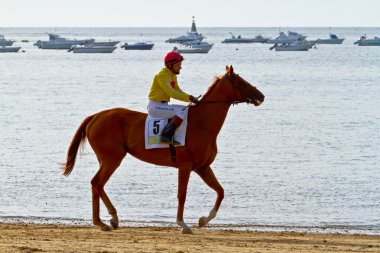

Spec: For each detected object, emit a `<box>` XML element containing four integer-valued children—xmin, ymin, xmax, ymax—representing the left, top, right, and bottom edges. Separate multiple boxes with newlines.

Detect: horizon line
<box><xmin>1</xmin><ymin>25</ymin><xmax>380</xmax><ymax>28</ymax></box>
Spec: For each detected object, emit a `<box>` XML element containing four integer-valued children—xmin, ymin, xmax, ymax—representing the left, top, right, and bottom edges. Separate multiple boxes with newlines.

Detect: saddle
<box><xmin>144</xmin><ymin>114</ymin><xmax>188</xmax><ymax>149</ymax></box>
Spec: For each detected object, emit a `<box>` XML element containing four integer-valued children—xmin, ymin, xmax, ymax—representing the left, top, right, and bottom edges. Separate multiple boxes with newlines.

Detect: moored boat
<box><xmin>288</xmin><ymin>31</ymin><xmax>307</xmax><ymax>40</ymax></box>
<box><xmin>84</xmin><ymin>41</ymin><xmax>120</xmax><ymax>47</ymax></box>
<box><xmin>317</xmin><ymin>34</ymin><xmax>344</xmax><ymax>44</ymax></box>
<box><xmin>173</xmin><ymin>46</ymin><xmax>210</xmax><ymax>54</ymax></box>
<box><xmin>166</xmin><ymin>16</ymin><xmax>204</xmax><ymax>43</ymax></box>
<box><xmin>121</xmin><ymin>41</ymin><xmax>154</xmax><ymax>50</ymax></box>
<box><xmin>68</xmin><ymin>45</ymin><xmax>117</xmax><ymax>53</ymax></box>
<box><xmin>354</xmin><ymin>35</ymin><xmax>380</xmax><ymax>46</ymax></box>
<box><xmin>166</xmin><ymin>31</ymin><xmax>204</xmax><ymax>43</ymax></box>
<box><xmin>251</xmin><ymin>35</ymin><xmax>271</xmax><ymax>43</ymax></box>
<box><xmin>0</xmin><ymin>35</ymin><xmax>15</xmax><ymax>46</ymax></box>
<box><xmin>222</xmin><ymin>33</ymin><xmax>269</xmax><ymax>43</ymax></box>
<box><xmin>267</xmin><ymin>32</ymin><xmax>302</xmax><ymax>44</ymax></box>
<box><xmin>34</xmin><ymin>33</ymin><xmax>94</xmax><ymax>49</ymax></box>
<box><xmin>270</xmin><ymin>41</ymin><xmax>311</xmax><ymax>51</ymax></box>
<box><xmin>181</xmin><ymin>40</ymin><xmax>213</xmax><ymax>50</ymax></box>
<box><xmin>0</xmin><ymin>46</ymin><xmax>21</xmax><ymax>53</ymax></box>
<box><xmin>172</xmin><ymin>39</ymin><xmax>213</xmax><ymax>53</ymax></box>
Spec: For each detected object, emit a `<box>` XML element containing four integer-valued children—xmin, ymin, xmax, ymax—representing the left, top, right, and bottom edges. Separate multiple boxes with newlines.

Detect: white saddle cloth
<box><xmin>145</xmin><ymin>114</ymin><xmax>188</xmax><ymax>149</ymax></box>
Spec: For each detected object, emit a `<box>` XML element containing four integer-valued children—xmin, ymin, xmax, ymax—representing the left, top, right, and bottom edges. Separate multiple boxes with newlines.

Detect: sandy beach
<box><xmin>0</xmin><ymin>223</ymin><xmax>379</xmax><ymax>253</ymax></box>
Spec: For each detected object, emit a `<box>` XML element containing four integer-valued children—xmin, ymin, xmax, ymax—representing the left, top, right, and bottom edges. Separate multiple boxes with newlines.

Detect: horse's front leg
<box><xmin>176</xmin><ymin>167</ymin><xmax>192</xmax><ymax>234</ymax></box>
<box><xmin>195</xmin><ymin>166</ymin><xmax>224</xmax><ymax>227</ymax></box>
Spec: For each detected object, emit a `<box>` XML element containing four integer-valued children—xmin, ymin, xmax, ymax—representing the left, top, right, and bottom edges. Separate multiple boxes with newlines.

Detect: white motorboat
<box><xmin>0</xmin><ymin>46</ymin><xmax>21</xmax><ymax>53</ymax></box>
<box><xmin>34</xmin><ymin>40</ymin><xmax>75</xmax><ymax>49</ymax></box>
<box><xmin>166</xmin><ymin>32</ymin><xmax>204</xmax><ymax>43</ymax></box>
<box><xmin>166</xmin><ymin>16</ymin><xmax>204</xmax><ymax>43</ymax></box>
<box><xmin>173</xmin><ymin>40</ymin><xmax>213</xmax><ymax>53</ymax></box>
<box><xmin>181</xmin><ymin>40</ymin><xmax>213</xmax><ymax>50</ymax></box>
<box><xmin>68</xmin><ymin>45</ymin><xmax>117</xmax><ymax>53</ymax></box>
<box><xmin>302</xmin><ymin>40</ymin><xmax>318</xmax><ymax>47</ymax></box>
<box><xmin>34</xmin><ymin>33</ymin><xmax>94</xmax><ymax>49</ymax></box>
<box><xmin>173</xmin><ymin>46</ymin><xmax>211</xmax><ymax>54</ymax></box>
<box><xmin>267</xmin><ymin>31</ymin><xmax>307</xmax><ymax>44</ymax></box>
<box><xmin>270</xmin><ymin>41</ymin><xmax>311</xmax><ymax>51</ymax></box>
<box><xmin>121</xmin><ymin>41</ymin><xmax>154</xmax><ymax>50</ymax></box>
<box><xmin>354</xmin><ymin>35</ymin><xmax>380</xmax><ymax>46</ymax></box>
<box><xmin>222</xmin><ymin>33</ymin><xmax>269</xmax><ymax>43</ymax></box>
<box><xmin>84</xmin><ymin>40</ymin><xmax>120</xmax><ymax>47</ymax></box>
<box><xmin>251</xmin><ymin>35</ymin><xmax>271</xmax><ymax>43</ymax></box>
<box><xmin>0</xmin><ymin>35</ymin><xmax>15</xmax><ymax>46</ymax></box>
<box><xmin>317</xmin><ymin>34</ymin><xmax>344</xmax><ymax>44</ymax></box>
<box><xmin>288</xmin><ymin>31</ymin><xmax>307</xmax><ymax>40</ymax></box>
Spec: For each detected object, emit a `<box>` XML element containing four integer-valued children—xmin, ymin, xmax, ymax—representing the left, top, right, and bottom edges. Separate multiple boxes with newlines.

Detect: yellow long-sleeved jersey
<box><xmin>148</xmin><ymin>67</ymin><xmax>190</xmax><ymax>103</ymax></box>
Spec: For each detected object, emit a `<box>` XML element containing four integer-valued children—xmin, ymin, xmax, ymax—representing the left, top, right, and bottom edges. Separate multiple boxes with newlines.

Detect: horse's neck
<box><xmin>194</xmin><ymin>102</ymin><xmax>230</xmax><ymax>135</ymax></box>
<box><xmin>190</xmin><ymin>78</ymin><xmax>232</xmax><ymax>138</ymax></box>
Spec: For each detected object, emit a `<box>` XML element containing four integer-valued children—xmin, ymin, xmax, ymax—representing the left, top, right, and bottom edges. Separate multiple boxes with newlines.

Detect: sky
<box><xmin>1</xmin><ymin>0</ymin><xmax>380</xmax><ymax>27</ymax></box>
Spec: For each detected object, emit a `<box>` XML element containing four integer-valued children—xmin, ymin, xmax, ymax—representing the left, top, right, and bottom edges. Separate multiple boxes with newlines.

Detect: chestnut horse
<box><xmin>62</xmin><ymin>66</ymin><xmax>264</xmax><ymax>234</ymax></box>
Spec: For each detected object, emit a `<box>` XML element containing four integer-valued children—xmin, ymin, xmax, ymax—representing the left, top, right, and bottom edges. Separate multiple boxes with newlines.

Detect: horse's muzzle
<box><xmin>252</xmin><ymin>98</ymin><xmax>264</xmax><ymax>106</ymax></box>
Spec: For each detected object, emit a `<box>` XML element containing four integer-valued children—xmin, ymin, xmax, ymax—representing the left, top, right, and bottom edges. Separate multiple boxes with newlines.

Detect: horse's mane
<box><xmin>201</xmin><ymin>75</ymin><xmax>223</xmax><ymax>100</ymax></box>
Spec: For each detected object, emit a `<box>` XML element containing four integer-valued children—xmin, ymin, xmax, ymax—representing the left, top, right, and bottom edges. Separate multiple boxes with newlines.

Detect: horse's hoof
<box><xmin>181</xmin><ymin>227</ymin><xmax>193</xmax><ymax>234</ymax></box>
<box><xmin>100</xmin><ymin>224</ymin><xmax>112</xmax><ymax>231</ymax></box>
<box><xmin>110</xmin><ymin>219</ymin><xmax>119</xmax><ymax>229</ymax></box>
<box><xmin>199</xmin><ymin>217</ymin><xmax>208</xmax><ymax>227</ymax></box>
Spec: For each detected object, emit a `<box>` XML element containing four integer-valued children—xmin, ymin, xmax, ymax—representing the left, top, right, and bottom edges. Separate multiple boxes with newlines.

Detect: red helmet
<box><xmin>164</xmin><ymin>51</ymin><xmax>184</xmax><ymax>66</ymax></box>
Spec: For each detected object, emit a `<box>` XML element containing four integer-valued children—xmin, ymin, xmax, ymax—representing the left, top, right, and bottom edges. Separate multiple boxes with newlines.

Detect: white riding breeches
<box><xmin>147</xmin><ymin>100</ymin><xmax>188</xmax><ymax>120</ymax></box>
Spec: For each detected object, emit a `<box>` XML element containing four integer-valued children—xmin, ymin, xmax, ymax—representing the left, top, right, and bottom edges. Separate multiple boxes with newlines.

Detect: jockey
<box><xmin>148</xmin><ymin>51</ymin><xmax>199</xmax><ymax>144</ymax></box>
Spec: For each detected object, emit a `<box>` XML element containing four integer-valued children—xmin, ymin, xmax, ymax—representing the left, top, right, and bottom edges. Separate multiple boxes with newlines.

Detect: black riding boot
<box><xmin>161</xmin><ymin>116</ymin><xmax>183</xmax><ymax>144</ymax></box>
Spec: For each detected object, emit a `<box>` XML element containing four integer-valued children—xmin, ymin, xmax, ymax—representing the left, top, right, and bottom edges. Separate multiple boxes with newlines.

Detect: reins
<box><xmin>191</xmin><ymin>73</ymin><xmax>254</xmax><ymax>106</ymax></box>
<box><xmin>197</xmin><ymin>100</ymin><xmax>249</xmax><ymax>105</ymax></box>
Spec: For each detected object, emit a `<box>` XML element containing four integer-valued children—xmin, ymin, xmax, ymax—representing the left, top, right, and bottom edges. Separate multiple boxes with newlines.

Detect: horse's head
<box><xmin>224</xmin><ymin>65</ymin><xmax>265</xmax><ymax>106</ymax></box>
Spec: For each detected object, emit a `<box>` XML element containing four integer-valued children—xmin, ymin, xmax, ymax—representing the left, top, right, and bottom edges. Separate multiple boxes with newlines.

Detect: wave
<box><xmin>1</xmin><ymin>216</ymin><xmax>379</xmax><ymax>235</ymax></box>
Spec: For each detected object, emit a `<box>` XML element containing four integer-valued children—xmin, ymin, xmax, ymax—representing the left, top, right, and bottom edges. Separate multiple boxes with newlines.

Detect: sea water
<box><xmin>0</xmin><ymin>27</ymin><xmax>379</xmax><ymax>234</ymax></box>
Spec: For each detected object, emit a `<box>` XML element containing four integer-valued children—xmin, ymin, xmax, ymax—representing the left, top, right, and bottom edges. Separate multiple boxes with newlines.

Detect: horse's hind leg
<box><xmin>195</xmin><ymin>166</ymin><xmax>224</xmax><ymax>227</ymax></box>
<box><xmin>91</xmin><ymin>155</ymin><xmax>125</xmax><ymax>231</ymax></box>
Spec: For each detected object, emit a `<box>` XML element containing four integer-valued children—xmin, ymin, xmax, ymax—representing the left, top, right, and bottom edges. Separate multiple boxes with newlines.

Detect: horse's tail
<box><xmin>62</xmin><ymin>115</ymin><xmax>94</xmax><ymax>177</ymax></box>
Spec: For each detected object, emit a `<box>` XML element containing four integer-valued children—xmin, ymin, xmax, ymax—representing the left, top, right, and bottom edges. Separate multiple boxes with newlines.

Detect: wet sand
<box><xmin>0</xmin><ymin>223</ymin><xmax>379</xmax><ymax>252</ymax></box>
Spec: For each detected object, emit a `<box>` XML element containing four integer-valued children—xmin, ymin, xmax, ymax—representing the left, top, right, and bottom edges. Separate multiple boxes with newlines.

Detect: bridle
<box><xmin>196</xmin><ymin>73</ymin><xmax>255</xmax><ymax>105</ymax></box>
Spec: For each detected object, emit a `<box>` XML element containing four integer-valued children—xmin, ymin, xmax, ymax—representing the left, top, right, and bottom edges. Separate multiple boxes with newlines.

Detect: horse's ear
<box><xmin>226</xmin><ymin>65</ymin><xmax>230</xmax><ymax>73</ymax></box>
<box><xmin>230</xmin><ymin>65</ymin><xmax>234</xmax><ymax>74</ymax></box>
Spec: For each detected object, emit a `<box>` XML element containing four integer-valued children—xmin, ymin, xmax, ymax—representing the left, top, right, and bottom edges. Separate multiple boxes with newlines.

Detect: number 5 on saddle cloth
<box><xmin>144</xmin><ymin>111</ymin><xmax>189</xmax><ymax>149</ymax></box>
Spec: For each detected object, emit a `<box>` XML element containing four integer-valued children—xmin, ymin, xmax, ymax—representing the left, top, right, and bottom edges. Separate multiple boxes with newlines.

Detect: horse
<box><xmin>61</xmin><ymin>65</ymin><xmax>265</xmax><ymax>234</ymax></box>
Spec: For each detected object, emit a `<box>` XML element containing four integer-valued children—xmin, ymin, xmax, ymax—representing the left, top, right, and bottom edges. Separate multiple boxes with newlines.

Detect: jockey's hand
<box><xmin>189</xmin><ymin>95</ymin><xmax>199</xmax><ymax>104</ymax></box>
